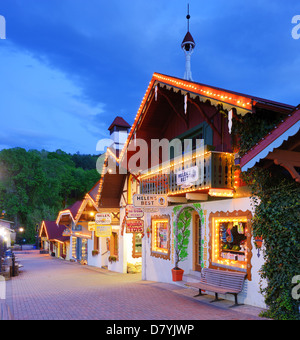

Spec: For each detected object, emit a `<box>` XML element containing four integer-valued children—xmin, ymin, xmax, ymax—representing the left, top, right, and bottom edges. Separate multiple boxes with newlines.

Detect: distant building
<box><xmin>39</xmin><ymin>221</ymin><xmax>70</xmax><ymax>259</ymax></box>
<box><xmin>0</xmin><ymin>219</ymin><xmax>15</xmax><ymax>248</ymax></box>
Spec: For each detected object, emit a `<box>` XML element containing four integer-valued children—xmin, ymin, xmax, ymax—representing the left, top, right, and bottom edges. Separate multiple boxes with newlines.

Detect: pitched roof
<box><xmin>107</xmin><ymin>72</ymin><xmax>295</xmax><ymax>164</ymax></box>
<box><xmin>73</xmin><ymin>183</ymin><xmax>101</xmax><ymax>224</ymax></box>
<box><xmin>40</xmin><ymin>221</ymin><xmax>69</xmax><ymax>242</ymax></box>
<box><xmin>56</xmin><ymin>200</ymin><xmax>83</xmax><ymax>225</ymax></box>
<box><xmin>108</xmin><ymin>116</ymin><xmax>131</xmax><ymax>131</ymax></box>
<box><xmin>153</xmin><ymin>73</ymin><xmax>294</xmax><ymax>113</ymax></box>
<box><xmin>88</xmin><ymin>181</ymin><xmax>100</xmax><ymax>202</ymax></box>
<box><xmin>240</xmin><ymin>109</ymin><xmax>300</xmax><ymax>172</ymax></box>
<box><xmin>67</xmin><ymin>201</ymin><xmax>83</xmax><ymax>219</ymax></box>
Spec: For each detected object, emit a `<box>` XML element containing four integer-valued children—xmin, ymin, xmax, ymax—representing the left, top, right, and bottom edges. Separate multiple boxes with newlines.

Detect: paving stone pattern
<box><xmin>5</xmin><ymin>251</ymin><xmax>266</xmax><ymax>320</ymax></box>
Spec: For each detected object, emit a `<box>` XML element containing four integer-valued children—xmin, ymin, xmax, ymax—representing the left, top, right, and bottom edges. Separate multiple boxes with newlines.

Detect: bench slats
<box><xmin>188</xmin><ymin>282</ymin><xmax>241</xmax><ymax>294</ymax></box>
<box><xmin>186</xmin><ymin>268</ymin><xmax>246</xmax><ymax>307</ymax></box>
<box><xmin>187</xmin><ymin>268</ymin><xmax>246</xmax><ymax>294</ymax></box>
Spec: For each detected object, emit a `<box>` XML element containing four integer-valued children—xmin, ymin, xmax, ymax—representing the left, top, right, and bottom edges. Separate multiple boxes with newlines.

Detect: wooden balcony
<box><xmin>139</xmin><ymin>149</ymin><xmax>234</xmax><ymax>197</ymax></box>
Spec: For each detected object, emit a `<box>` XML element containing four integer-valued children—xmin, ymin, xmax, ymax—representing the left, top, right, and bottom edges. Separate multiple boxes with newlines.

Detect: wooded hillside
<box><xmin>0</xmin><ymin>148</ymin><xmax>101</xmax><ymax>243</ymax></box>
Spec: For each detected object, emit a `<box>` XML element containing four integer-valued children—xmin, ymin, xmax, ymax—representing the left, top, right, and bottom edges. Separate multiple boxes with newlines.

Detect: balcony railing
<box><xmin>139</xmin><ymin>150</ymin><xmax>234</xmax><ymax>196</ymax></box>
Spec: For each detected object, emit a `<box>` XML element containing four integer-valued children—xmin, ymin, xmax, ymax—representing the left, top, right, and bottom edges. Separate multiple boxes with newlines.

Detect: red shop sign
<box><xmin>126</xmin><ymin>219</ymin><xmax>144</xmax><ymax>233</ymax></box>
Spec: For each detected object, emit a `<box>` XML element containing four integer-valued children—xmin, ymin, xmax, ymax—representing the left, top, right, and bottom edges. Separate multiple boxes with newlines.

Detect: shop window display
<box><xmin>210</xmin><ymin>211</ymin><xmax>253</xmax><ymax>280</ymax></box>
<box><xmin>151</xmin><ymin>215</ymin><xmax>171</xmax><ymax>260</ymax></box>
<box><xmin>219</xmin><ymin>221</ymin><xmax>247</xmax><ymax>262</ymax></box>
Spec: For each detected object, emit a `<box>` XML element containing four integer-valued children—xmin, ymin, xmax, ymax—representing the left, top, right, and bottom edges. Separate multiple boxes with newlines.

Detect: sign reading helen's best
<box><xmin>133</xmin><ymin>194</ymin><xmax>168</xmax><ymax>208</ymax></box>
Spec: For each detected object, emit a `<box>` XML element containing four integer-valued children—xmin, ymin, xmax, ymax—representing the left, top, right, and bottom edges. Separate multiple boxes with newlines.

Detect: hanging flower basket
<box><xmin>92</xmin><ymin>250</ymin><xmax>99</xmax><ymax>257</ymax></box>
<box><xmin>254</xmin><ymin>236</ymin><xmax>263</xmax><ymax>257</ymax></box>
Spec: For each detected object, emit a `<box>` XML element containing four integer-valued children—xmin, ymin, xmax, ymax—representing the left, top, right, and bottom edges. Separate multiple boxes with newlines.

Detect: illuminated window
<box><xmin>151</xmin><ymin>215</ymin><xmax>170</xmax><ymax>260</ymax></box>
<box><xmin>210</xmin><ymin>211</ymin><xmax>253</xmax><ymax>280</ymax></box>
<box><xmin>132</xmin><ymin>233</ymin><xmax>142</xmax><ymax>258</ymax></box>
<box><xmin>93</xmin><ymin>232</ymin><xmax>99</xmax><ymax>251</ymax></box>
<box><xmin>110</xmin><ymin>231</ymin><xmax>119</xmax><ymax>258</ymax></box>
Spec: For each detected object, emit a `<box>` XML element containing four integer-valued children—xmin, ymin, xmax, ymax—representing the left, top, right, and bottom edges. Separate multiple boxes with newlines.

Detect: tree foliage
<box><xmin>231</xmin><ymin>105</ymin><xmax>300</xmax><ymax>320</ymax></box>
<box><xmin>242</xmin><ymin>168</ymin><xmax>300</xmax><ymax>320</ymax></box>
<box><xmin>173</xmin><ymin>207</ymin><xmax>193</xmax><ymax>268</ymax></box>
<box><xmin>232</xmin><ymin>108</ymin><xmax>285</xmax><ymax>156</ymax></box>
<box><xmin>0</xmin><ymin>148</ymin><xmax>100</xmax><ymax>243</ymax></box>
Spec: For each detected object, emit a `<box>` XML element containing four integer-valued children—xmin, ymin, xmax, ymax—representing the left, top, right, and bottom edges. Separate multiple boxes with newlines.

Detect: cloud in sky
<box><xmin>0</xmin><ymin>45</ymin><xmax>106</xmax><ymax>153</ymax></box>
<box><xmin>0</xmin><ymin>0</ymin><xmax>300</xmax><ymax>154</ymax></box>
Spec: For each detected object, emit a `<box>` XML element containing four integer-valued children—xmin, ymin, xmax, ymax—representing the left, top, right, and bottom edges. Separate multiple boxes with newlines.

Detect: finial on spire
<box><xmin>187</xmin><ymin>3</ymin><xmax>190</xmax><ymax>32</ymax></box>
<box><xmin>181</xmin><ymin>3</ymin><xmax>195</xmax><ymax>81</ymax></box>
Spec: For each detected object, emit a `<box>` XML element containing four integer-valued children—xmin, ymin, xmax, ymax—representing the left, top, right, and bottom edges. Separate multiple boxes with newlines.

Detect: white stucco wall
<box><xmin>142</xmin><ymin>197</ymin><xmax>267</xmax><ymax>308</ymax></box>
<box><xmin>108</xmin><ymin>207</ymin><xmax>142</xmax><ymax>274</ymax></box>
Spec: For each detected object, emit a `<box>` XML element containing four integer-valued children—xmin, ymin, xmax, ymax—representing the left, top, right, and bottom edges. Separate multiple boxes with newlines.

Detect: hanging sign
<box><xmin>133</xmin><ymin>194</ymin><xmax>168</xmax><ymax>208</ymax></box>
<box><xmin>88</xmin><ymin>222</ymin><xmax>96</xmax><ymax>231</ymax></box>
<box><xmin>95</xmin><ymin>225</ymin><xmax>112</xmax><ymax>238</ymax></box>
<box><xmin>176</xmin><ymin>166</ymin><xmax>199</xmax><ymax>188</ymax></box>
<box><xmin>126</xmin><ymin>219</ymin><xmax>144</xmax><ymax>233</ymax></box>
<box><xmin>62</xmin><ymin>228</ymin><xmax>71</xmax><ymax>237</ymax></box>
<box><xmin>126</xmin><ymin>205</ymin><xmax>144</xmax><ymax>219</ymax></box>
<box><xmin>95</xmin><ymin>213</ymin><xmax>111</xmax><ymax>225</ymax></box>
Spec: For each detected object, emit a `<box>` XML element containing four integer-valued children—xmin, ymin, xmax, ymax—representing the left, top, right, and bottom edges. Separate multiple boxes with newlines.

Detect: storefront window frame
<box><xmin>110</xmin><ymin>230</ymin><xmax>119</xmax><ymax>260</ymax></box>
<box><xmin>209</xmin><ymin>210</ymin><xmax>253</xmax><ymax>281</ymax></box>
<box><xmin>132</xmin><ymin>233</ymin><xmax>142</xmax><ymax>258</ymax></box>
<box><xmin>150</xmin><ymin>215</ymin><xmax>171</xmax><ymax>261</ymax></box>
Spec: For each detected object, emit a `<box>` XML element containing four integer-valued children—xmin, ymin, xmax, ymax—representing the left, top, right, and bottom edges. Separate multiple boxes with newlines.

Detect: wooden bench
<box><xmin>186</xmin><ymin>268</ymin><xmax>246</xmax><ymax>307</ymax></box>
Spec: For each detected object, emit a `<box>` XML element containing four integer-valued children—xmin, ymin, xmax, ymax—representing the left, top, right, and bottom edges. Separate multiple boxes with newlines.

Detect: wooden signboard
<box><xmin>95</xmin><ymin>225</ymin><xmax>112</xmax><ymax>238</ymax></box>
<box><xmin>126</xmin><ymin>219</ymin><xmax>144</xmax><ymax>233</ymax></box>
<box><xmin>95</xmin><ymin>213</ymin><xmax>111</xmax><ymax>225</ymax></box>
<box><xmin>133</xmin><ymin>194</ymin><xmax>168</xmax><ymax>208</ymax></box>
<box><xmin>126</xmin><ymin>205</ymin><xmax>144</xmax><ymax>219</ymax></box>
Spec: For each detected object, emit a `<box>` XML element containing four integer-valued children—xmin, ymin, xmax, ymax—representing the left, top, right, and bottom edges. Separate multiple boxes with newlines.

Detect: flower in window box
<box><xmin>92</xmin><ymin>250</ymin><xmax>99</xmax><ymax>256</ymax></box>
<box><xmin>108</xmin><ymin>255</ymin><xmax>117</xmax><ymax>263</ymax></box>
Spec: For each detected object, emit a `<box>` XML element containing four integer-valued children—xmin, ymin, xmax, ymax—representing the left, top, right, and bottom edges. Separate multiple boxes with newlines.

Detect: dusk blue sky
<box><xmin>0</xmin><ymin>0</ymin><xmax>300</xmax><ymax>154</ymax></box>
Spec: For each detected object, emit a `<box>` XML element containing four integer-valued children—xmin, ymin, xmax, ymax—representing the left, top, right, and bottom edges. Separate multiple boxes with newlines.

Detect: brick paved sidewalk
<box><xmin>3</xmin><ymin>251</ymin><xmax>266</xmax><ymax>320</ymax></box>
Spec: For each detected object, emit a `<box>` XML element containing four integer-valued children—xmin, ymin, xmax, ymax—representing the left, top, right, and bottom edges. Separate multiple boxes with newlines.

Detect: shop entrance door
<box><xmin>193</xmin><ymin>213</ymin><xmax>202</xmax><ymax>272</ymax></box>
<box><xmin>76</xmin><ymin>237</ymin><xmax>82</xmax><ymax>260</ymax></box>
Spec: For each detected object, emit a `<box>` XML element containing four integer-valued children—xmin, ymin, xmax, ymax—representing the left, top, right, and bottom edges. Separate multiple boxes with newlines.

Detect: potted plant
<box><xmin>172</xmin><ymin>208</ymin><xmax>192</xmax><ymax>281</ymax></box>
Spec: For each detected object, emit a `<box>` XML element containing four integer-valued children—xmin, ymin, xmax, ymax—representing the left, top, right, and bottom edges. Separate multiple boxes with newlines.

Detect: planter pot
<box><xmin>172</xmin><ymin>268</ymin><xmax>184</xmax><ymax>281</ymax></box>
